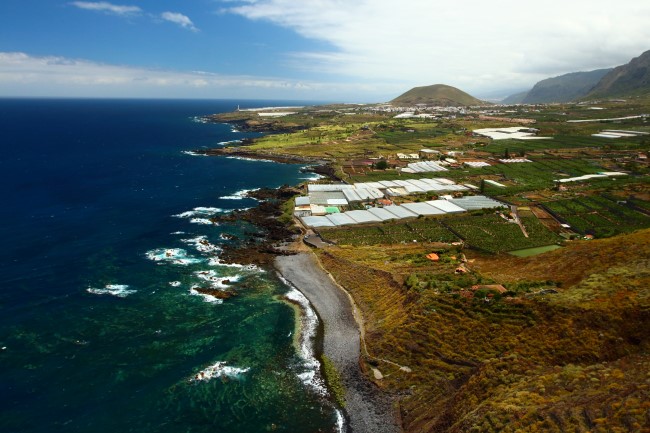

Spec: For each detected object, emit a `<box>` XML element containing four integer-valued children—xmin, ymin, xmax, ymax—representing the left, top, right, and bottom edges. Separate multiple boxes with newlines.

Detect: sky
<box><xmin>0</xmin><ymin>0</ymin><xmax>649</xmax><ymax>102</ymax></box>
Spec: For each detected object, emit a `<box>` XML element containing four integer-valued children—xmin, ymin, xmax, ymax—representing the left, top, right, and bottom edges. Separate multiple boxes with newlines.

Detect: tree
<box><xmin>375</xmin><ymin>159</ymin><xmax>389</xmax><ymax>170</ymax></box>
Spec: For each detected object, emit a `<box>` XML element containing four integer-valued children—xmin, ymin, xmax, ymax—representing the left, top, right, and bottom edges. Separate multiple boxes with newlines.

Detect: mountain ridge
<box><xmin>586</xmin><ymin>49</ymin><xmax>650</xmax><ymax>98</ymax></box>
<box><xmin>504</xmin><ymin>49</ymin><xmax>650</xmax><ymax>103</ymax></box>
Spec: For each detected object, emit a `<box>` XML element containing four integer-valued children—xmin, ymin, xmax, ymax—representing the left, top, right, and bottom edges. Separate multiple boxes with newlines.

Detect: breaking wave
<box><xmin>87</xmin><ymin>284</ymin><xmax>136</xmax><ymax>298</ymax></box>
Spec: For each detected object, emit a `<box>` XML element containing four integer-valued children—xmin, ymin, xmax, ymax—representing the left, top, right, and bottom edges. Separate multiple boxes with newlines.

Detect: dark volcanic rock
<box><xmin>211</xmin><ymin>186</ymin><xmax>303</xmax><ymax>267</ymax></box>
<box><xmin>192</xmin><ymin>287</ymin><xmax>237</xmax><ymax>299</ymax></box>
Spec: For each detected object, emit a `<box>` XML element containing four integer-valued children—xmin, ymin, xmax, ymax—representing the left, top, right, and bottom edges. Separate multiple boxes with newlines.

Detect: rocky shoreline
<box><xmin>202</xmin><ymin>118</ymin><xmax>402</xmax><ymax>432</ymax></box>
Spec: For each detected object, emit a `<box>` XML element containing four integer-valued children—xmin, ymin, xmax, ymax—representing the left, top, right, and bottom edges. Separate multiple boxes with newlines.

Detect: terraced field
<box><xmin>319</xmin><ymin>218</ymin><xmax>460</xmax><ymax>245</ymax></box>
<box><xmin>444</xmin><ymin>214</ymin><xmax>561</xmax><ymax>253</ymax></box>
<box><xmin>542</xmin><ymin>195</ymin><xmax>650</xmax><ymax>237</ymax></box>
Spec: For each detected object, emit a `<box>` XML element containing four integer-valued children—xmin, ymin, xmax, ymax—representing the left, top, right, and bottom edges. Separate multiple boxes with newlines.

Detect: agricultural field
<box><xmin>542</xmin><ymin>195</ymin><xmax>650</xmax><ymax>238</ymax></box>
<box><xmin>466</xmin><ymin>158</ymin><xmax>605</xmax><ymax>195</ymax></box>
<box><xmin>373</xmin><ymin>122</ymin><xmax>450</xmax><ymax>146</ymax></box>
<box><xmin>444</xmin><ymin>213</ymin><xmax>561</xmax><ymax>253</ymax></box>
<box><xmin>318</xmin><ymin>218</ymin><xmax>460</xmax><ymax>245</ymax></box>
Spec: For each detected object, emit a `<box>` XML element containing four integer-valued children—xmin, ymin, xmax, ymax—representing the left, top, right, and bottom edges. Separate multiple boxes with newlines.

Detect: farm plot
<box><xmin>542</xmin><ymin>196</ymin><xmax>650</xmax><ymax>238</ymax></box>
<box><xmin>318</xmin><ymin>218</ymin><xmax>459</xmax><ymax>246</ymax></box>
<box><xmin>445</xmin><ymin>214</ymin><xmax>560</xmax><ymax>253</ymax></box>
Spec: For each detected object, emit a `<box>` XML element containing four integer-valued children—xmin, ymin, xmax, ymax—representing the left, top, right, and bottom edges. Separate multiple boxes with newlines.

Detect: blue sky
<box><xmin>1</xmin><ymin>0</ymin><xmax>649</xmax><ymax>102</ymax></box>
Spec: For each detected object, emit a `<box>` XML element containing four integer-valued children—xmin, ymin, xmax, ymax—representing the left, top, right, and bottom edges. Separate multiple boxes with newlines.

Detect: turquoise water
<box><xmin>0</xmin><ymin>99</ymin><xmax>340</xmax><ymax>432</ymax></box>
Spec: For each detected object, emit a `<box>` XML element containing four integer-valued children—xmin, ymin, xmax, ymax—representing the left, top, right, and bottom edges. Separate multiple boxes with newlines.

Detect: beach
<box><xmin>275</xmin><ymin>252</ymin><xmax>402</xmax><ymax>433</ymax></box>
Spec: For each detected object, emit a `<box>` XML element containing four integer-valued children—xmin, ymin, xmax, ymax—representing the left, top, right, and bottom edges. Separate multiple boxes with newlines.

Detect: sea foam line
<box><xmin>226</xmin><ymin>156</ymin><xmax>275</xmax><ymax>163</ymax></box>
<box><xmin>173</xmin><ymin>207</ymin><xmax>223</xmax><ymax>218</ymax></box>
<box><xmin>280</xmin><ymin>275</ymin><xmax>328</xmax><ymax>396</ymax></box>
<box><xmin>207</xmin><ymin>257</ymin><xmax>263</xmax><ymax>272</ymax></box>
<box><xmin>219</xmin><ymin>188</ymin><xmax>259</xmax><ymax>200</ymax></box>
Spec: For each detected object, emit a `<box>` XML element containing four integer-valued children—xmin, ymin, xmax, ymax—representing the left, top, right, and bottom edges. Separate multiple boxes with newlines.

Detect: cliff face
<box><xmin>586</xmin><ymin>50</ymin><xmax>650</xmax><ymax>98</ymax></box>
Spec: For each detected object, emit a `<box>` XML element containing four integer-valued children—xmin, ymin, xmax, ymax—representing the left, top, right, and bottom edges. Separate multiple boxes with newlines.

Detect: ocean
<box><xmin>0</xmin><ymin>99</ymin><xmax>341</xmax><ymax>433</ymax></box>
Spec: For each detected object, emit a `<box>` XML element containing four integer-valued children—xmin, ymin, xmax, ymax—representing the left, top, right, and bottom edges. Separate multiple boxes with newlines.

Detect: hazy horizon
<box><xmin>1</xmin><ymin>1</ymin><xmax>648</xmax><ymax>101</ymax></box>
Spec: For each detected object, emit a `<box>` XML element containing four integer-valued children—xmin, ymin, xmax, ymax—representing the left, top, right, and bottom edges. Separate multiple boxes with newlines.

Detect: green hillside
<box><xmin>521</xmin><ymin>69</ymin><xmax>612</xmax><ymax>103</ymax></box>
<box><xmin>586</xmin><ymin>49</ymin><xmax>650</xmax><ymax>98</ymax></box>
<box><xmin>390</xmin><ymin>84</ymin><xmax>486</xmax><ymax>107</ymax></box>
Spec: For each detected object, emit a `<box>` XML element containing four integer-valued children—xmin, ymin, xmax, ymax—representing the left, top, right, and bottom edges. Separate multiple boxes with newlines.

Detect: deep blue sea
<box><xmin>0</xmin><ymin>99</ymin><xmax>341</xmax><ymax>433</ymax></box>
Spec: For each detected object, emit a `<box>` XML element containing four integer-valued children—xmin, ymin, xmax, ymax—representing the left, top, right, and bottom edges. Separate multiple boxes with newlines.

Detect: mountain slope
<box><xmin>586</xmin><ymin>49</ymin><xmax>650</xmax><ymax>98</ymax></box>
<box><xmin>391</xmin><ymin>84</ymin><xmax>485</xmax><ymax>107</ymax></box>
<box><xmin>501</xmin><ymin>90</ymin><xmax>528</xmax><ymax>104</ymax></box>
<box><xmin>519</xmin><ymin>69</ymin><xmax>612</xmax><ymax>104</ymax></box>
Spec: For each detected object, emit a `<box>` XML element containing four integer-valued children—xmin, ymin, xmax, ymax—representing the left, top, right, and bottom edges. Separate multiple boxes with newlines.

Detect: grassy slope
<box><xmin>390</xmin><ymin>84</ymin><xmax>485</xmax><ymax>106</ymax></box>
<box><xmin>316</xmin><ymin>230</ymin><xmax>650</xmax><ymax>433</ymax></box>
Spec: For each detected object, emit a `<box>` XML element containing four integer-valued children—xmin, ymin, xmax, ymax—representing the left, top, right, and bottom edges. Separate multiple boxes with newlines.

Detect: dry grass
<box><xmin>316</xmin><ymin>230</ymin><xmax>650</xmax><ymax>433</ymax></box>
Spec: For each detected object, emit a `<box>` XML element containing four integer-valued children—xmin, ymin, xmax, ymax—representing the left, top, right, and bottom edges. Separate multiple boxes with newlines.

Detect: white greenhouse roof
<box><xmin>401</xmin><ymin>202</ymin><xmax>446</xmax><ymax>216</ymax></box>
<box><xmin>382</xmin><ymin>205</ymin><xmax>418</xmax><ymax>219</ymax></box>
<box><xmin>426</xmin><ymin>200</ymin><xmax>466</xmax><ymax>213</ymax></box>
<box><xmin>367</xmin><ymin>207</ymin><xmax>398</xmax><ymax>221</ymax></box>
<box><xmin>326</xmin><ymin>213</ymin><xmax>357</xmax><ymax>226</ymax></box>
<box><xmin>301</xmin><ymin>216</ymin><xmax>335</xmax><ymax>228</ymax></box>
<box><xmin>345</xmin><ymin>210</ymin><xmax>382</xmax><ymax>224</ymax></box>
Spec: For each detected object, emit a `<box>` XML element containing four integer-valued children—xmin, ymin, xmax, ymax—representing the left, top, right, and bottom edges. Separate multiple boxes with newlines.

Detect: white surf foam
<box><xmin>335</xmin><ymin>409</ymin><xmax>346</xmax><ymax>433</ymax></box>
<box><xmin>87</xmin><ymin>284</ymin><xmax>136</xmax><ymax>298</ymax></box>
<box><xmin>189</xmin><ymin>287</ymin><xmax>224</xmax><ymax>304</ymax></box>
<box><xmin>169</xmin><ymin>281</ymin><xmax>182</xmax><ymax>287</ymax></box>
<box><xmin>181</xmin><ymin>235</ymin><xmax>222</xmax><ymax>254</ymax></box>
<box><xmin>207</xmin><ymin>257</ymin><xmax>262</xmax><ymax>272</ymax></box>
<box><xmin>173</xmin><ymin>207</ymin><xmax>223</xmax><ymax>219</ymax></box>
<box><xmin>281</xmin><ymin>278</ymin><xmax>328</xmax><ymax>396</ymax></box>
<box><xmin>219</xmin><ymin>188</ymin><xmax>259</xmax><ymax>200</ymax></box>
<box><xmin>226</xmin><ymin>156</ymin><xmax>275</xmax><ymax>163</ymax></box>
<box><xmin>189</xmin><ymin>218</ymin><xmax>216</xmax><ymax>225</ymax></box>
<box><xmin>181</xmin><ymin>150</ymin><xmax>208</xmax><ymax>157</ymax></box>
<box><xmin>190</xmin><ymin>361</ymin><xmax>250</xmax><ymax>382</ymax></box>
<box><xmin>145</xmin><ymin>248</ymin><xmax>203</xmax><ymax>265</ymax></box>
<box><xmin>194</xmin><ymin>270</ymin><xmax>240</xmax><ymax>288</ymax></box>
<box><xmin>300</xmin><ymin>173</ymin><xmax>324</xmax><ymax>181</ymax></box>
<box><xmin>217</xmin><ymin>139</ymin><xmax>242</xmax><ymax>145</ymax></box>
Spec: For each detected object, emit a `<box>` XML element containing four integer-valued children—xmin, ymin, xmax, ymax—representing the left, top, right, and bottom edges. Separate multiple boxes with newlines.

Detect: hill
<box><xmin>391</xmin><ymin>84</ymin><xmax>485</xmax><ymax>107</ymax></box>
<box><xmin>586</xmin><ymin>49</ymin><xmax>650</xmax><ymax>98</ymax></box>
<box><xmin>510</xmin><ymin>69</ymin><xmax>612</xmax><ymax>104</ymax></box>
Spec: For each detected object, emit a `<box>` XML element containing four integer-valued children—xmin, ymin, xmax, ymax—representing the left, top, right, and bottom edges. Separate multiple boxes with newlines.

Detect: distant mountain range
<box><xmin>504</xmin><ymin>49</ymin><xmax>650</xmax><ymax>103</ymax></box>
<box><xmin>390</xmin><ymin>84</ymin><xmax>485</xmax><ymax>107</ymax></box>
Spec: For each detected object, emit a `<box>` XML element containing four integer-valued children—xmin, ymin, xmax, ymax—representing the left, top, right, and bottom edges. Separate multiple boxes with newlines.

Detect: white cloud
<box><xmin>223</xmin><ymin>0</ymin><xmax>650</xmax><ymax>94</ymax></box>
<box><xmin>161</xmin><ymin>12</ymin><xmax>199</xmax><ymax>32</ymax></box>
<box><xmin>0</xmin><ymin>52</ymin><xmax>384</xmax><ymax>100</ymax></box>
<box><xmin>70</xmin><ymin>1</ymin><xmax>141</xmax><ymax>16</ymax></box>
